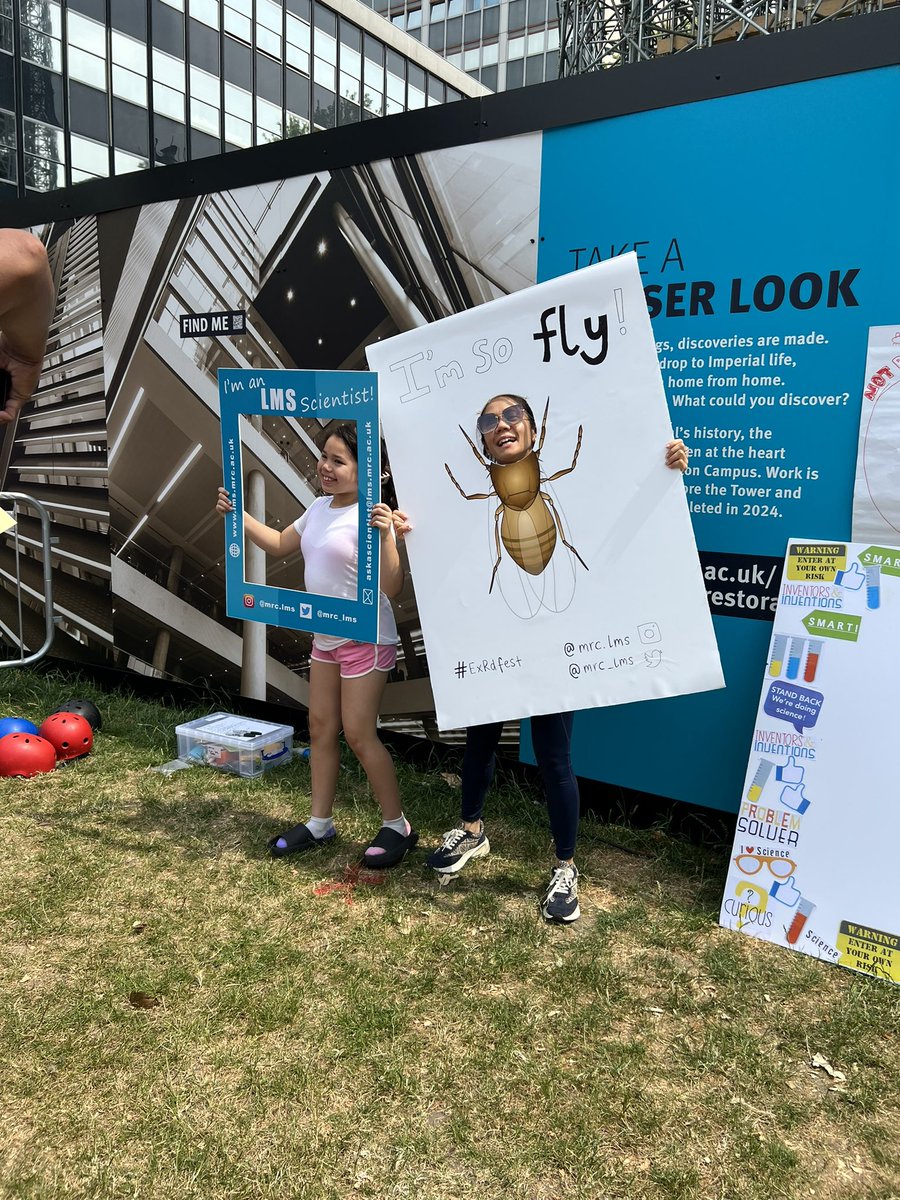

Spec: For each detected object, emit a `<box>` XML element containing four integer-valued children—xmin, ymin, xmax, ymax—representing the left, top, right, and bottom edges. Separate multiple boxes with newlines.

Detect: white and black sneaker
<box><xmin>427</xmin><ymin>823</ymin><xmax>490</xmax><ymax>874</ymax></box>
<box><xmin>540</xmin><ymin>864</ymin><xmax>580</xmax><ymax>923</ymax></box>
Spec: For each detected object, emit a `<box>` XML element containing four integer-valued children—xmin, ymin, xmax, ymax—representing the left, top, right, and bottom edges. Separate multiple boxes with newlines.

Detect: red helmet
<box><xmin>0</xmin><ymin>733</ymin><xmax>58</xmax><ymax>778</ymax></box>
<box><xmin>38</xmin><ymin>712</ymin><xmax>94</xmax><ymax>762</ymax></box>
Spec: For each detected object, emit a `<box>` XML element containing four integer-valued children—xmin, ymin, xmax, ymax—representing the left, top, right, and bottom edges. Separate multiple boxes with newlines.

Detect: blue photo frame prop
<box><xmin>218</xmin><ymin>368</ymin><xmax>381</xmax><ymax>643</ymax></box>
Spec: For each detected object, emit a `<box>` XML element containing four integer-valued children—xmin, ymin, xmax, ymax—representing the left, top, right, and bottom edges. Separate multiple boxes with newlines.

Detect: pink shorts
<box><xmin>310</xmin><ymin>641</ymin><xmax>397</xmax><ymax>678</ymax></box>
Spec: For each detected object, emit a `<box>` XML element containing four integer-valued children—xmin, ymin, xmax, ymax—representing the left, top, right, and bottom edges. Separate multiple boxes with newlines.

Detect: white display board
<box><xmin>852</xmin><ymin>323</ymin><xmax>900</xmax><ymax>543</ymax></box>
<box><xmin>367</xmin><ymin>255</ymin><xmax>723</xmax><ymax>730</ymax></box>
<box><xmin>720</xmin><ymin>538</ymin><xmax>900</xmax><ymax>985</ymax></box>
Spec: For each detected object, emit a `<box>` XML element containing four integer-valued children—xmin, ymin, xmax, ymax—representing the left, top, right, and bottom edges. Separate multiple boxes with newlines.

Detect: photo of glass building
<box><xmin>101</xmin><ymin>134</ymin><xmax>539</xmax><ymax>717</ymax></box>
<box><xmin>0</xmin><ymin>0</ymin><xmax>486</xmax><ymax>200</ymax></box>
<box><xmin>0</xmin><ymin>130</ymin><xmax>540</xmax><ymax>741</ymax></box>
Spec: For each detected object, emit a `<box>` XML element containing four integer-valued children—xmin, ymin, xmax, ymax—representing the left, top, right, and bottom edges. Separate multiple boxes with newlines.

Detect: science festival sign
<box><xmin>368</xmin><ymin>255</ymin><xmax>724</xmax><ymax>730</ymax></box>
<box><xmin>218</xmin><ymin>368</ymin><xmax>381</xmax><ymax>642</ymax></box>
<box><xmin>720</xmin><ymin>538</ymin><xmax>900</xmax><ymax>985</ymax></box>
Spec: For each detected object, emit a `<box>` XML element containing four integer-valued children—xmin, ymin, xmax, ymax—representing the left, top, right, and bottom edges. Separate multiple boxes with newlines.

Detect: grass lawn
<box><xmin>1</xmin><ymin>667</ymin><xmax>898</xmax><ymax>1200</ymax></box>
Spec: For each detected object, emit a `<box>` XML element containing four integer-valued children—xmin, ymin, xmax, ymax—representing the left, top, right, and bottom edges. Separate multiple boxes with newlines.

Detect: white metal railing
<box><xmin>0</xmin><ymin>492</ymin><xmax>56</xmax><ymax>667</ymax></box>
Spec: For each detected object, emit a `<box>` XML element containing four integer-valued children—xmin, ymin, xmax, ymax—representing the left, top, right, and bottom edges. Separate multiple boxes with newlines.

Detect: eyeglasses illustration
<box><xmin>733</xmin><ymin>852</ymin><xmax>796</xmax><ymax>879</ymax></box>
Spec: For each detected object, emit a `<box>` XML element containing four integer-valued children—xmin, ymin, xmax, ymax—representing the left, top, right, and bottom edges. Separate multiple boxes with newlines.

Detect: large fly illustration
<box><xmin>444</xmin><ymin>398</ymin><xmax>588</xmax><ymax>595</ymax></box>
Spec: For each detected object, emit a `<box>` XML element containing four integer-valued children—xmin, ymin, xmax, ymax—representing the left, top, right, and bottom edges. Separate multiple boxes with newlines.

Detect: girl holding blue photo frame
<box><xmin>216</xmin><ymin>421</ymin><xmax>418</xmax><ymax>868</ymax></box>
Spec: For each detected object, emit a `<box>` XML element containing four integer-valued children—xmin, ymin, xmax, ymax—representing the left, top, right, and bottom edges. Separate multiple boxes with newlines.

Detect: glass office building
<box><xmin>0</xmin><ymin>0</ymin><xmax>485</xmax><ymax>199</ymax></box>
<box><xmin>367</xmin><ymin>0</ymin><xmax>560</xmax><ymax>92</ymax></box>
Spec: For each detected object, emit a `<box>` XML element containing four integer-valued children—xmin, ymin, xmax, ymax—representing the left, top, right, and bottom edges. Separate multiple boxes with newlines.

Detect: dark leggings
<box><xmin>460</xmin><ymin>712</ymin><xmax>580</xmax><ymax>861</ymax></box>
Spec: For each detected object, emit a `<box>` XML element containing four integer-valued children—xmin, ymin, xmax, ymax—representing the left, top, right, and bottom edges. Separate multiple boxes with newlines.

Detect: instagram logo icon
<box><xmin>243</xmin><ymin>594</ymin><xmax>255</xmax><ymax>608</ymax></box>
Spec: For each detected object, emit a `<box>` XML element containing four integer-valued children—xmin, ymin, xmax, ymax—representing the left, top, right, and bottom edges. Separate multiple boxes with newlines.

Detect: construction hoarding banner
<box><xmin>0</xmin><ymin>30</ymin><xmax>897</xmax><ymax>810</ymax></box>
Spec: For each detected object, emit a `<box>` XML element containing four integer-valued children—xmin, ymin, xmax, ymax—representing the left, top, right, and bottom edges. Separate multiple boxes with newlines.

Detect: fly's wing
<box><xmin>491</xmin><ymin>483</ymin><xmax>578</xmax><ymax>620</ymax></box>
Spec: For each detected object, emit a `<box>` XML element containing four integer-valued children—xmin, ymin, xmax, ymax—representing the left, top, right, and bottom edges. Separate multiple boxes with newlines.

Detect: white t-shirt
<box><xmin>293</xmin><ymin>497</ymin><xmax>398</xmax><ymax>649</ymax></box>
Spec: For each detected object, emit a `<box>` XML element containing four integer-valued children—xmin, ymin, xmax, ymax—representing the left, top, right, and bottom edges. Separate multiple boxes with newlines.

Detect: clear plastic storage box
<box><xmin>176</xmin><ymin>712</ymin><xmax>294</xmax><ymax>778</ymax></box>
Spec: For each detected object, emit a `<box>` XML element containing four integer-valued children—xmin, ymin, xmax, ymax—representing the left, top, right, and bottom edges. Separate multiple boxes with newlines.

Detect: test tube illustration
<box><xmin>746</xmin><ymin>758</ymin><xmax>774</xmax><ymax>802</ymax></box>
<box><xmin>786</xmin><ymin>637</ymin><xmax>806</xmax><ymax>681</ymax></box>
<box><xmin>866</xmin><ymin>563</ymin><xmax>881</xmax><ymax>609</ymax></box>
<box><xmin>803</xmin><ymin>640</ymin><xmax>823</xmax><ymax>683</ymax></box>
<box><xmin>786</xmin><ymin>897</ymin><xmax>815</xmax><ymax>945</ymax></box>
<box><xmin>769</xmin><ymin>634</ymin><xmax>788</xmax><ymax>677</ymax></box>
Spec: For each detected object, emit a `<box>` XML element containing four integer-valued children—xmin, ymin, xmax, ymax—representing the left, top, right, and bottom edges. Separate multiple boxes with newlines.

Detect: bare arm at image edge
<box><xmin>0</xmin><ymin>230</ymin><xmax>55</xmax><ymax>424</ymax></box>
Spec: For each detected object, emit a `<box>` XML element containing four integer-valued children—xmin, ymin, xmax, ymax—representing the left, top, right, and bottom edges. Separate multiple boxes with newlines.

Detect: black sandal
<box><xmin>361</xmin><ymin>826</ymin><xmax>419</xmax><ymax>869</ymax></box>
<box><xmin>267</xmin><ymin>823</ymin><xmax>336</xmax><ymax>858</ymax></box>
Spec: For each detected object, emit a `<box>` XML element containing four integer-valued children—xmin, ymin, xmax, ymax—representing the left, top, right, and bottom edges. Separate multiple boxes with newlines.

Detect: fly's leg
<box><xmin>445</xmin><ymin>424</ymin><xmax>494</xmax><ymax>499</ymax></box>
<box><xmin>545</xmin><ymin>424</ymin><xmax>583</xmax><ymax>481</ymax></box>
<box><xmin>444</xmin><ymin>462</ymin><xmax>492</xmax><ymax>501</ymax></box>
<box><xmin>488</xmin><ymin>503</ymin><xmax>504</xmax><ymax>593</ymax></box>
<box><xmin>542</xmin><ymin>491</ymin><xmax>588</xmax><ymax>572</ymax></box>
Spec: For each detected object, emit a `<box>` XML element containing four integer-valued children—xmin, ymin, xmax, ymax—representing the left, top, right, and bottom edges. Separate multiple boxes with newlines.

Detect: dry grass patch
<box><xmin>0</xmin><ymin>668</ymin><xmax>899</xmax><ymax>1199</ymax></box>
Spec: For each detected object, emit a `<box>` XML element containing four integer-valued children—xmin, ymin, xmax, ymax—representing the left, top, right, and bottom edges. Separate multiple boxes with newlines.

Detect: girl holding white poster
<box><xmin>399</xmin><ymin>394</ymin><xmax>689</xmax><ymax>922</ymax></box>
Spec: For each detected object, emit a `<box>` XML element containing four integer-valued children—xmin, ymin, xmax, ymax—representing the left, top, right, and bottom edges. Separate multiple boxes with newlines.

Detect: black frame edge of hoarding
<box><xmin>1</xmin><ymin>8</ymin><xmax>897</xmax><ymax>227</ymax></box>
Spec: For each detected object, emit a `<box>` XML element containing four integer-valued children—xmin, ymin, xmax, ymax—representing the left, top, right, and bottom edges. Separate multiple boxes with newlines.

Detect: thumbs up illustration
<box><xmin>775</xmin><ymin>756</ymin><xmax>804</xmax><ymax>784</ymax></box>
<box><xmin>835</xmin><ymin>562</ymin><xmax>865</xmax><ymax>590</ymax></box>
<box><xmin>779</xmin><ymin>783</ymin><xmax>810</xmax><ymax>815</ymax></box>
<box><xmin>769</xmin><ymin>875</ymin><xmax>801</xmax><ymax>908</ymax></box>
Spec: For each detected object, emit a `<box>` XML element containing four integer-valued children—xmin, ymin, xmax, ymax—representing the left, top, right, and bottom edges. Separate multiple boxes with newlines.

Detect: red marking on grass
<box><xmin>345</xmin><ymin>864</ymin><xmax>388</xmax><ymax>888</ymax></box>
<box><xmin>313</xmin><ymin>863</ymin><xmax>388</xmax><ymax>905</ymax></box>
<box><xmin>313</xmin><ymin>880</ymin><xmax>354</xmax><ymax>905</ymax></box>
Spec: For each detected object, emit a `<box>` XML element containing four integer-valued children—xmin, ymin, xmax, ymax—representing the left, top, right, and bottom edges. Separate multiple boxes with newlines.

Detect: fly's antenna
<box><xmin>537</xmin><ymin>398</ymin><xmax>550</xmax><ymax>452</ymax></box>
<box><xmin>459</xmin><ymin>424</ymin><xmax>489</xmax><ymax>469</ymax></box>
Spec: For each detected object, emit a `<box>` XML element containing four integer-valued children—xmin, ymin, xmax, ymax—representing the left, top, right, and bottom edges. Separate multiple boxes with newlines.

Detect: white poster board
<box><xmin>367</xmin><ymin>255</ymin><xmax>723</xmax><ymax>730</ymax></box>
<box><xmin>851</xmin><ymin>324</ymin><xmax>900</xmax><ymax>543</ymax></box>
<box><xmin>719</xmin><ymin>538</ymin><xmax>900</xmax><ymax>985</ymax></box>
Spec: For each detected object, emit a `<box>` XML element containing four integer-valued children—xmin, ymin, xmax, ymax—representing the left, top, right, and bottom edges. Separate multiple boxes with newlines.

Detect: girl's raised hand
<box><xmin>665</xmin><ymin>439</ymin><xmax>689</xmax><ymax>473</ymax></box>
<box><xmin>370</xmin><ymin>502</ymin><xmax>395</xmax><ymax>535</ymax></box>
<box><xmin>215</xmin><ymin>486</ymin><xmax>233</xmax><ymax>515</ymax></box>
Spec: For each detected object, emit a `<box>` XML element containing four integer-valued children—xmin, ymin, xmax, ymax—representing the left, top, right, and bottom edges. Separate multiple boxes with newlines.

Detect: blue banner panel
<box><xmin>535</xmin><ymin>67</ymin><xmax>900</xmax><ymax>810</ymax></box>
<box><xmin>218</xmin><ymin>368</ymin><xmax>380</xmax><ymax>642</ymax></box>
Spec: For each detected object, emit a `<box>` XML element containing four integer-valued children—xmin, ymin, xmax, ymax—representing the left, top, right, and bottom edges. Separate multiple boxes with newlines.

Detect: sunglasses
<box><xmin>476</xmin><ymin>404</ymin><xmax>526</xmax><ymax>435</ymax></box>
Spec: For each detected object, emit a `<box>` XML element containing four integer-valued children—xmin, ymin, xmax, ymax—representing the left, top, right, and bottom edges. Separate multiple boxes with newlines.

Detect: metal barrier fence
<box><xmin>0</xmin><ymin>492</ymin><xmax>56</xmax><ymax>668</ymax></box>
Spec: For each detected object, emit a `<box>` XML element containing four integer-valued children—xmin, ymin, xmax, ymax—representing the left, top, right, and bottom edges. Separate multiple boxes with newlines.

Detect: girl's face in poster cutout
<box><xmin>317</xmin><ymin>433</ymin><xmax>359</xmax><ymax>506</ymax></box>
<box><xmin>478</xmin><ymin>396</ymin><xmax>537</xmax><ymax>465</ymax></box>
